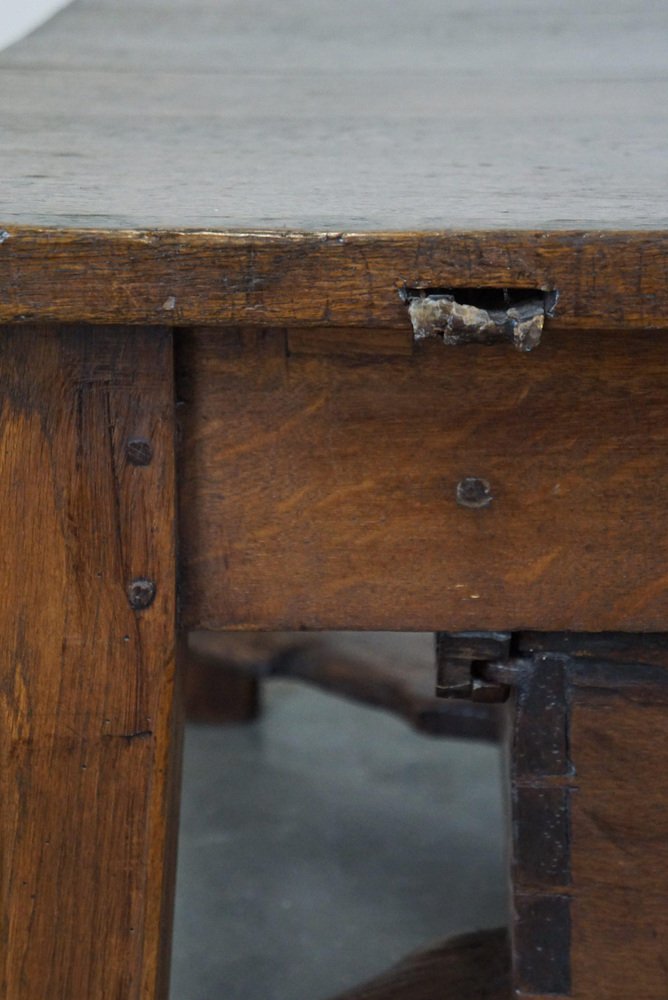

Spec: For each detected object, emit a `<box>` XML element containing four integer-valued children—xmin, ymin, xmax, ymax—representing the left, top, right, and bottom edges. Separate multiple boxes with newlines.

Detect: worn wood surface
<box><xmin>2</xmin><ymin>1</ymin><xmax>668</xmax><ymax>330</ymax></box>
<box><xmin>3</xmin><ymin>229</ymin><xmax>668</xmax><ymax>330</ymax></box>
<box><xmin>0</xmin><ymin>324</ymin><xmax>180</xmax><ymax>999</ymax></box>
<box><xmin>509</xmin><ymin>654</ymin><xmax>573</xmax><ymax>998</ymax></box>
<box><xmin>178</xmin><ymin>325</ymin><xmax>668</xmax><ymax>632</ymax></box>
<box><xmin>507</xmin><ymin>640</ymin><xmax>668</xmax><ymax>999</ymax></box>
<box><xmin>569</xmin><ymin>693</ymin><xmax>668</xmax><ymax>999</ymax></box>
<box><xmin>187</xmin><ymin>631</ymin><xmax>500</xmax><ymax>739</ymax></box>
<box><xmin>327</xmin><ymin>928</ymin><xmax>509</xmax><ymax>1000</ymax></box>
<box><xmin>1</xmin><ymin>0</ymin><xmax>667</xmax><ymax>232</ymax></box>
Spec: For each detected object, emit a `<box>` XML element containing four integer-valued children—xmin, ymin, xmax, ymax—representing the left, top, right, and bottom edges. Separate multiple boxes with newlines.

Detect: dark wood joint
<box><xmin>435</xmin><ymin>631</ymin><xmax>512</xmax><ymax>702</ymax></box>
<box><xmin>514</xmin><ymin>894</ymin><xmax>571</xmax><ymax>996</ymax></box>
<box><xmin>500</xmin><ymin>632</ymin><xmax>668</xmax><ymax>999</ymax></box>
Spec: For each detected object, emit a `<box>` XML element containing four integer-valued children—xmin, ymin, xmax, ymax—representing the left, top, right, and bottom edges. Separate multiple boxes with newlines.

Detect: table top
<box><xmin>1</xmin><ymin>0</ymin><xmax>667</xmax><ymax>233</ymax></box>
<box><xmin>2</xmin><ymin>0</ymin><xmax>668</xmax><ymax>329</ymax></box>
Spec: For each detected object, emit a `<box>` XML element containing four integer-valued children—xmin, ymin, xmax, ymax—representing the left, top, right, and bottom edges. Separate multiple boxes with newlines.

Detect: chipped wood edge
<box><xmin>1</xmin><ymin>226</ymin><xmax>668</xmax><ymax>329</ymax></box>
<box><xmin>406</xmin><ymin>294</ymin><xmax>554</xmax><ymax>351</ymax></box>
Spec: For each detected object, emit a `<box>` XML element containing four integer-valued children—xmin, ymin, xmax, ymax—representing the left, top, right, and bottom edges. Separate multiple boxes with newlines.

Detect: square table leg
<box><xmin>508</xmin><ymin>635</ymin><xmax>668</xmax><ymax>999</ymax></box>
<box><xmin>0</xmin><ymin>324</ymin><xmax>182</xmax><ymax>999</ymax></box>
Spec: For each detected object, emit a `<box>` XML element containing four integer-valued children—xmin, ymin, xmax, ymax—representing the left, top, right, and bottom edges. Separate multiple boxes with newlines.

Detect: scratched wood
<box><xmin>1</xmin><ymin>229</ymin><xmax>668</xmax><ymax>331</ymax></box>
<box><xmin>507</xmin><ymin>638</ymin><xmax>668</xmax><ymax>999</ymax></box>
<box><xmin>1</xmin><ymin>0</ymin><xmax>667</xmax><ymax>232</ymax></box>
<box><xmin>177</xmin><ymin>325</ymin><xmax>668</xmax><ymax>632</ymax></box>
<box><xmin>2</xmin><ymin>0</ymin><xmax>668</xmax><ymax>330</ymax></box>
<box><xmin>0</xmin><ymin>324</ymin><xmax>180</xmax><ymax>999</ymax></box>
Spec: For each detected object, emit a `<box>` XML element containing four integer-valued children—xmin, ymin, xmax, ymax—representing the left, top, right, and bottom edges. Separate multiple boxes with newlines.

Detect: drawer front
<box><xmin>178</xmin><ymin>326</ymin><xmax>668</xmax><ymax>631</ymax></box>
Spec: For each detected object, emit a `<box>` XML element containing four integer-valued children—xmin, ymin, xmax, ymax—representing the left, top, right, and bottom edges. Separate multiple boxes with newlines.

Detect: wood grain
<box><xmin>569</xmin><ymin>689</ymin><xmax>668</xmax><ymax>999</ymax></box>
<box><xmin>1</xmin><ymin>0</ymin><xmax>667</xmax><ymax>231</ymax></box>
<box><xmin>3</xmin><ymin>229</ymin><xmax>668</xmax><ymax>330</ymax></box>
<box><xmin>507</xmin><ymin>641</ymin><xmax>668</xmax><ymax>1000</ymax></box>
<box><xmin>178</xmin><ymin>325</ymin><xmax>668</xmax><ymax>632</ymax></box>
<box><xmin>0</xmin><ymin>324</ymin><xmax>180</xmax><ymax>999</ymax></box>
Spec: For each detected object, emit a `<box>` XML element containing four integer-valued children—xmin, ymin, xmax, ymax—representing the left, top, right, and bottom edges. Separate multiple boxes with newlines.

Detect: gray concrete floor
<box><xmin>171</xmin><ymin>680</ymin><xmax>507</xmax><ymax>1000</ymax></box>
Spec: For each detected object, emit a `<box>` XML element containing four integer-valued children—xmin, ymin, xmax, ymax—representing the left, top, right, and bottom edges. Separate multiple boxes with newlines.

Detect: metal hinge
<box><xmin>435</xmin><ymin>631</ymin><xmax>531</xmax><ymax>703</ymax></box>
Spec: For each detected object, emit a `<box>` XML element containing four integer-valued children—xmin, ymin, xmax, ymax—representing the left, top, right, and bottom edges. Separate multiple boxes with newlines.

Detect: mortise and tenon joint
<box><xmin>435</xmin><ymin>631</ymin><xmax>540</xmax><ymax>703</ymax></box>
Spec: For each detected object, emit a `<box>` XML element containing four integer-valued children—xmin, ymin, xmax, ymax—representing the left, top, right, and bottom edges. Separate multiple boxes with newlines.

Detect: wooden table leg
<box><xmin>0</xmin><ymin>325</ymin><xmax>181</xmax><ymax>999</ymax></box>
<box><xmin>183</xmin><ymin>650</ymin><xmax>260</xmax><ymax>725</ymax></box>
<box><xmin>508</xmin><ymin>634</ymin><xmax>668</xmax><ymax>999</ymax></box>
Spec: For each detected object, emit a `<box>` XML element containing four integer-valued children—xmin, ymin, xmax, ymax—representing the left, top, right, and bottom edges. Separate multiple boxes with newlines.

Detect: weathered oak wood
<box><xmin>0</xmin><ymin>324</ymin><xmax>180</xmax><ymax>999</ymax></box>
<box><xmin>569</xmin><ymin>672</ymin><xmax>668</xmax><ymax>1000</ymax></box>
<box><xmin>178</xmin><ymin>326</ymin><xmax>668</xmax><ymax>632</ymax></box>
<box><xmin>2</xmin><ymin>1</ymin><xmax>668</xmax><ymax>329</ymax></box>
<box><xmin>508</xmin><ymin>641</ymin><xmax>668</xmax><ymax>999</ymax></box>
<box><xmin>1</xmin><ymin>0</ymin><xmax>667</xmax><ymax>232</ymax></box>
<box><xmin>2</xmin><ymin>229</ymin><xmax>668</xmax><ymax>330</ymax></box>
<box><xmin>5</xmin><ymin>2</ymin><xmax>668</xmax><ymax>996</ymax></box>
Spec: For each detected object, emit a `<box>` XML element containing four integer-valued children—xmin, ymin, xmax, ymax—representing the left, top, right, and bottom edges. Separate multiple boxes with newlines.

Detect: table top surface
<box><xmin>1</xmin><ymin>0</ymin><xmax>667</xmax><ymax>233</ymax></box>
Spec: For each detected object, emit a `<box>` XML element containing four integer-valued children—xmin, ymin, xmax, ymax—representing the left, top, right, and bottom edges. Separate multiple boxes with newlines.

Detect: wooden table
<box><xmin>2</xmin><ymin>1</ymin><xmax>668</xmax><ymax>996</ymax></box>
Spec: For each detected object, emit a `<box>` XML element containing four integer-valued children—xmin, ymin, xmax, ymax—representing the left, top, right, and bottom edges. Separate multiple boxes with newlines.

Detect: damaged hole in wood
<box><xmin>401</xmin><ymin>286</ymin><xmax>558</xmax><ymax>352</ymax></box>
